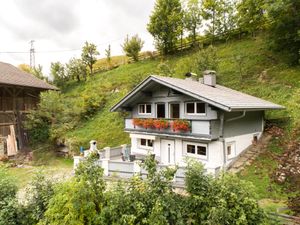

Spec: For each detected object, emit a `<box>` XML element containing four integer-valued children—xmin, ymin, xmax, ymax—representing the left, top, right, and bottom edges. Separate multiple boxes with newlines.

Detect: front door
<box><xmin>161</xmin><ymin>139</ymin><xmax>175</xmax><ymax>165</ymax></box>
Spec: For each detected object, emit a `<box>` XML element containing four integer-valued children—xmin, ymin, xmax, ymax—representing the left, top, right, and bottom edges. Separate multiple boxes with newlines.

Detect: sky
<box><xmin>0</xmin><ymin>0</ymin><xmax>156</xmax><ymax>75</ymax></box>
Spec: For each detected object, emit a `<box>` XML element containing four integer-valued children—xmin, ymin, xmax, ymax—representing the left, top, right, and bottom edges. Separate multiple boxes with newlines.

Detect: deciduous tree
<box><xmin>183</xmin><ymin>0</ymin><xmax>202</xmax><ymax>45</ymax></box>
<box><xmin>66</xmin><ymin>58</ymin><xmax>87</xmax><ymax>82</ymax></box>
<box><xmin>121</xmin><ymin>35</ymin><xmax>144</xmax><ymax>62</ymax></box>
<box><xmin>81</xmin><ymin>41</ymin><xmax>99</xmax><ymax>75</ymax></box>
<box><xmin>50</xmin><ymin>62</ymin><xmax>66</xmax><ymax>87</ymax></box>
<box><xmin>147</xmin><ymin>0</ymin><xmax>183</xmax><ymax>54</ymax></box>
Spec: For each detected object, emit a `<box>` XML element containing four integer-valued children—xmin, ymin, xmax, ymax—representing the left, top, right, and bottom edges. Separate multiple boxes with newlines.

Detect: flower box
<box><xmin>153</xmin><ymin>119</ymin><xmax>169</xmax><ymax>130</ymax></box>
<box><xmin>172</xmin><ymin>120</ymin><xmax>190</xmax><ymax>132</ymax></box>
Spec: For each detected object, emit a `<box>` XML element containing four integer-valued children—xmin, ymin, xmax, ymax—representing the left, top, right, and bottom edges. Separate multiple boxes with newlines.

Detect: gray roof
<box><xmin>111</xmin><ymin>75</ymin><xmax>284</xmax><ymax>112</ymax></box>
<box><xmin>0</xmin><ymin>62</ymin><xmax>58</xmax><ymax>90</ymax></box>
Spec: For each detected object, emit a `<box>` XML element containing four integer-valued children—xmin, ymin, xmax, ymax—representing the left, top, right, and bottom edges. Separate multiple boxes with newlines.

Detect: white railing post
<box><xmin>133</xmin><ymin>160</ymin><xmax>141</xmax><ymax>174</ymax></box>
<box><xmin>101</xmin><ymin>159</ymin><xmax>109</xmax><ymax>176</ymax></box>
<box><xmin>103</xmin><ymin>147</ymin><xmax>110</xmax><ymax>159</ymax></box>
<box><xmin>121</xmin><ymin>144</ymin><xmax>127</xmax><ymax>160</ymax></box>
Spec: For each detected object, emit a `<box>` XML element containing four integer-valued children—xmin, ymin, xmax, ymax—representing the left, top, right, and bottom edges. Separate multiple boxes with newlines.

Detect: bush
<box><xmin>40</xmin><ymin>157</ymin><xmax>106</xmax><ymax>224</ymax></box>
<box><xmin>0</xmin><ymin>167</ymin><xmax>20</xmax><ymax>225</ymax></box>
<box><xmin>24</xmin><ymin>172</ymin><xmax>55</xmax><ymax>224</ymax></box>
<box><xmin>184</xmin><ymin>160</ymin><xmax>267</xmax><ymax>224</ymax></box>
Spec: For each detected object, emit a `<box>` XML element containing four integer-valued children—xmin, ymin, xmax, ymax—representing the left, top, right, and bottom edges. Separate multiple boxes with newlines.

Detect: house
<box><xmin>110</xmin><ymin>71</ymin><xmax>284</xmax><ymax>173</ymax></box>
<box><xmin>0</xmin><ymin>62</ymin><xmax>57</xmax><ymax>156</ymax></box>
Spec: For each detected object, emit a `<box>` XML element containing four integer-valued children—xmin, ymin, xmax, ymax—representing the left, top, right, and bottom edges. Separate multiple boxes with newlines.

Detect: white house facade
<box><xmin>110</xmin><ymin>72</ymin><xmax>284</xmax><ymax>173</ymax></box>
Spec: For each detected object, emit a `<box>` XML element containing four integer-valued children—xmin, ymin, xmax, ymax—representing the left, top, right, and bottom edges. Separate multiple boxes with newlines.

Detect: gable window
<box><xmin>138</xmin><ymin>104</ymin><xmax>152</xmax><ymax>114</ymax></box>
<box><xmin>185</xmin><ymin>102</ymin><xmax>206</xmax><ymax>115</ymax></box>
<box><xmin>140</xmin><ymin>138</ymin><xmax>154</xmax><ymax>149</ymax></box>
<box><xmin>185</xmin><ymin>142</ymin><xmax>207</xmax><ymax>159</ymax></box>
<box><xmin>226</xmin><ymin>142</ymin><xmax>235</xmax><ymax>159</ymax></box>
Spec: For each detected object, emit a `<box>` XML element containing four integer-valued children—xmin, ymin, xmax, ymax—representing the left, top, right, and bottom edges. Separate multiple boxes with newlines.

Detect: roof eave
<box><xmin>110</xmin><ymin>75</ymin><xmax>232</xmax><ymax>112</ymax></box>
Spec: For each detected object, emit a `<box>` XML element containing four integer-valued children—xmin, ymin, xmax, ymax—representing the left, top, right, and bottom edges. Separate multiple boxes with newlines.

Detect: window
<box><xmin>156</xmin><ymin>103</ymin><xmax>165</xmax><ymax>118</ymax></box>
<box><xmin>197</xmin><ymin>146</ymin><xmax>206</xmax><ymax>155</ymax></box>
<box><xmin>140</xmin><ymin>138</ymin><xmax>154</xmax><ymax>149</ymax></box>
<box><xmin>170</xmin><ymin>103</ymin><xmax>180</xmax><ymax>118</ymax></box>
<box><xmin>186</xmin><ymin>142</ymin><xmax>207</xmax><ymax>159</ymax></box>
<box><xmin>226</xmin><ymin>142</ymin><xmax>235</xmax><ymax>159</ymax></box>
<box><xmin>227</xmin><ymin>145</ymin><xmax>232</xmax><ymax>155</ymax></box>
<box><xmin>185</xmin><ymin>102</ymin><xmax>206</xmax><ymax>115</ymax></box>
<box><xmin>138</xmin><ymin>104</ymin><xmax>151</xmax><ymax>114</ymax></box>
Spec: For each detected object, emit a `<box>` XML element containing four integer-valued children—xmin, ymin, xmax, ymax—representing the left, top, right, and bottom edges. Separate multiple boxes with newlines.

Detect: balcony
<box><xmin>124</xmin><ymin>118</ymin><xmax>220</xmax><ymax>140</ymax></box>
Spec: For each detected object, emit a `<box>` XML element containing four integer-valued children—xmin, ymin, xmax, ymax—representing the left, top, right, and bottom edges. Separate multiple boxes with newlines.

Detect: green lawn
<box><xmin>2</xmin><ymin>150</ymin><xmax>73</xmax><ymax>188</ymax></box>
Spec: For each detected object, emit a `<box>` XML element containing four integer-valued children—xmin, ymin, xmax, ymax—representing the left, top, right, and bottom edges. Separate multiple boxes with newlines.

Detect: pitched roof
<box><xmin>111</xmin><ymin>75</ymin><xmax>284</xmax><ymax>112</ymax></box>
<box><xmin>0</xmin><ymin>62</ymin><xmax>58</xmax><ymax>90</ymax></box>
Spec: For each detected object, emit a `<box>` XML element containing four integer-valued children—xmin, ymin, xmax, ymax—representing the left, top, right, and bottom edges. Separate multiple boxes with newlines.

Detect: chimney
<box><xmin>203</xmin><ymin>70</ymin><xmax>216</xmax><ymax>87</ymax></box>
<box><xmin>185</xmin><ymin>72</ymin><xmax>198</xmax><ymax>81</ymax></box>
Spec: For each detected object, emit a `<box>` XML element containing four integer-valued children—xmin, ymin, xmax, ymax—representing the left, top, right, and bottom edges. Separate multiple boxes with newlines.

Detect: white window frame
<box><xmin>185</xmin><ymin>102</ymin><xmax>206</xmax><ymax>115</ymax></box>
<box><xmin>226</xmin><ymin>142</ymin><xmax>236</xmax><ymax>160</ymax></box>
<box><xmin>184</xmin><ymin>141</ymin><xmax>208</xmax><ymax>160</ymax></box>
<box><xmin>139</xmin><ymin>138</ymin><xmax>154</xmax><ymax>150</ymax></box>
<box><xmin>138</xmin><ymin>104</ymin><xmax>152</xmax><ymax>115</ymax></box>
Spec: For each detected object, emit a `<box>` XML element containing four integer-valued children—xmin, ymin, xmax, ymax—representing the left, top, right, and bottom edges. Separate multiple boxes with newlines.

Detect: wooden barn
<box><xmin>0</xmin><ymin>62</ymin><xmax>57</xmax><ymax>156</ymax></box>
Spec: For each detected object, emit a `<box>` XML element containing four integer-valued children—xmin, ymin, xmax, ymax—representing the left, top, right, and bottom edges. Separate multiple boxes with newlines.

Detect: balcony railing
<box><xmin>124</xmin><ymin>118</ymin><xmax>219</xmax><ymax>139</ymax></box>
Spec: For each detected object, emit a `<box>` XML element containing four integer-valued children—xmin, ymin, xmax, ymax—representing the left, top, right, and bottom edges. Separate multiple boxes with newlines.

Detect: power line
<box><xmin>0</xmin><ymin>37</ymin><xmax>125</xmax><ymax>54</ymax></box>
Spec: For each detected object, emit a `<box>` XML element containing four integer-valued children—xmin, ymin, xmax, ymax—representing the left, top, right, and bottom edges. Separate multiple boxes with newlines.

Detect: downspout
<box><xmin>218</xmin><ymin>112</ymin><xmax>226</xmax><ymax>168</ymax></box>
<box><xmin>220</xmin><ymin>110</ymin><xmax>246</xmax><ymax>169</ymax></box>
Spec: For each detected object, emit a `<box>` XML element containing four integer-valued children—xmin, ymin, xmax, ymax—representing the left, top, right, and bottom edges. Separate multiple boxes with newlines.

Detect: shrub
<box><xmin>0</xmin><ymin>167</ymin><xmax>20</xmax><ymax>225</ymax></box>
<box><xmin>41</xmin><ymin>157</ymin><xmax>106</xmax><ymax>224</ymax></box>
<box><xmin>184</xmin><ymin>160</ymin><xmax>267</xmax><ymax>224</ymax></box>
<box><xmin>24</xmin><ymin>172</ymin><xmax>55</xmax><ymax>224</ymax></box>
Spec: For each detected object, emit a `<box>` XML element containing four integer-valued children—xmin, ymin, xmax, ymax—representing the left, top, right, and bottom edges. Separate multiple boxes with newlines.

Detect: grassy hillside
<box><xmin>63</xmin><ymin>35</ymin><xmax>299</xmax><ymax>150</ymax></box>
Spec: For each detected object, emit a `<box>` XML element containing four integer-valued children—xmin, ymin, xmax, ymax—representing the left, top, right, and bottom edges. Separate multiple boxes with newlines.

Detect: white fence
<box><xmin>74</xmin><ymin>156</ymin><xmax>187</xmax><ymax>184</ymax></box>
<box><xmin>74</xmin><ymin>144</ymin><xmax>220</xmax><ymax>186</ymax></box>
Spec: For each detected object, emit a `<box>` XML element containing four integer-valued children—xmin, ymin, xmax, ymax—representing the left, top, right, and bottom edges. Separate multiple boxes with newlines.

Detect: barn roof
<box><xmin>111</xmin><ymin>75</ymin><xmax>284</xmax><ymax>112</ymax></box>
<box><xmin>0</xmin><ymin>62</ymin><xmax>58</xmax><ymax>90</ymax></box>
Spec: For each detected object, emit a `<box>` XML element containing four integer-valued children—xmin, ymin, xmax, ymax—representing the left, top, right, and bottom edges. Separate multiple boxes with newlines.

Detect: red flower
<box><xmin>172</xmin><ymin>120</ymin><xmax>190</xmax><ymax>132</ymax></box>
<box><xmin>132</xmin><ymin>118</ymin><xmax>144</xmax><ymax>127</ymax></box>
<box><xmin>142</xmin><ymin>119</ymin><xmax>154</xmax><ymax>129</ymax></box>
<box><xmin>153</xmin><ymin>119</ymin><xmax>169</xmax><ymax>130</ymax></box>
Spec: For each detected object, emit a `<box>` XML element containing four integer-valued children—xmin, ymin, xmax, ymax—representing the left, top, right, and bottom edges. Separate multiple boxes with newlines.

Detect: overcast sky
<box><xmin>0</xmin><ymin>0</ymin><xmax>156</xmax><ymax>75</ymax></box>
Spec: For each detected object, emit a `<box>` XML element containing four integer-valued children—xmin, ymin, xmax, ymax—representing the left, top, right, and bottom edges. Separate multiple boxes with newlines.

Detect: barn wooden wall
<box><xmin>0</xmin><ymin>85</ymin><xmax>41</xmax><ymax>152</ymax></box>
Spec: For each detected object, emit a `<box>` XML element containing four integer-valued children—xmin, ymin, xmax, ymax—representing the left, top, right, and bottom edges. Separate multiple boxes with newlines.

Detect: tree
<box><xmin>105</xmin><ymin>44</ymin><xmax>111</xmax><ymax>64</ymax></box>
<box><xmin>50</xmin><ymin>62</ymin><xmax>66</xmax><ymax>87</ymax></box>
<box><xmin>121</xmin><ymin>35</ymin><xmax>144</xmax><ymax>62</ymax></box>
<box><xmin>66</xmin><ymin>58</ymin><xmax>87</xmax><ymax>82</ymax></box>
<box><xmin>31</xmin><ymin>64</ymin><xmax>45</xmax><ymax>80</ymax></box>
<box><xmin>236</xmin><ymin>0</ymin><xmax>267</xmax><ymax>36</ymax></box>
<box><xmin>18</xmin><ymin>64</ymin><xmax>33</xmax><ymax>74</ymax></box>
<box><xmin>147</xmin><ymin>0</ymin><xmax>183</xmax><ymax>54</ymax></box>
<box><xmin>202</xmin><ymin>0</ymin><xmax>222</xmax><ymax>41</ymax></box>
<box><xmin>183</xmin><ymin>0</ymin><xmax>202</xmax><ymax>45</ymax></box>
<box><xmin>193</xmin><ymin>45</ymin><xmax>218</xmax><ymax>75</ymax></box>
<box><xmin>81</xmin><ymin>41</ymin><xmax>99</xmax><ymax>75</ymax></box>
<box><xmin>267</xmin><ymin>0</ymin><xmax>300</xmax><ymax>64</ymax></box>
<box><xmin>216</xmin><ymin>0</ymin><xmax>237</xmax><ymax>39</ymax></box>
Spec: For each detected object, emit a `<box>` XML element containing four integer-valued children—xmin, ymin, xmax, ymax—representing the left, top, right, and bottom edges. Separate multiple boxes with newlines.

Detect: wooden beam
<box><xmin>0</xmin><ymin>123</ymin><xmax>16</xmax><ymax>126</ymax></box>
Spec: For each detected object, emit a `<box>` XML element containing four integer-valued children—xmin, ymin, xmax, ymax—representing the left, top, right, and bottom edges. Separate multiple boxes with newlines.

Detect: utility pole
<box><xmin>29</xmin><ymin>40</ymin><xmax>35</xmax><ymax>68</ymax></box>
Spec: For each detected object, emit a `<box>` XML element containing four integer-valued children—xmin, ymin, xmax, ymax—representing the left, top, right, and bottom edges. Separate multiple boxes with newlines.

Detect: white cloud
<box><xmin>0</xmin><ymin>0</ymin><xmax>155</xmax><ymax>75</ymax></box>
